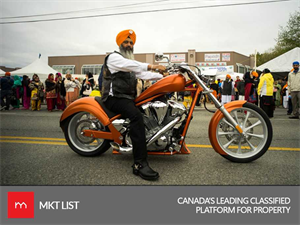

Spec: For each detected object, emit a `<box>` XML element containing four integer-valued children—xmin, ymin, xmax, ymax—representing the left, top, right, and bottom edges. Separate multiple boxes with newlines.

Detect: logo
<box><xmin>8</xmin><ymin>192</ymin><xmax>34</xmax><ymax>218</ymax></box>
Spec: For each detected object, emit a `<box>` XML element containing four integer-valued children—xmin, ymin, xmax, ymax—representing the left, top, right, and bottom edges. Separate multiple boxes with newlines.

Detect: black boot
<box><xmin>132</xmin><ymin>162</ymin><xmax>159</xmax><ymax>181</ymax></box>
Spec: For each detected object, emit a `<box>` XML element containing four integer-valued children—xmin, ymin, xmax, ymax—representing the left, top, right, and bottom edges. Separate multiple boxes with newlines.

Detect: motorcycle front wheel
<box><xmin>209</xmin><ymin>103</ymin><xmax>273</xmax><ymax>163</ymax></box>
<box><xmin>63</xmin><ymin>112</ymin><xmax>111</xmax><ymax>156</ymax></box>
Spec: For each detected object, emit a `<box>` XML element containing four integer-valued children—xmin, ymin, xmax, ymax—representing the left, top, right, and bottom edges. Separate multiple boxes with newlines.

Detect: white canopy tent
<box><xmin>0</xmin><ymin>68</ymin><xmax>6</xmax><ymax>75</ymax></box>
<box><xmin>10</xmin><ymin>58</ymin><xmax>58</xmax><ymax>82</ymax></box>
<box><xmin>257</xmin><ymin>47</ymin><xmax>300</xmax><ymax>72</ymax></box>
<box><xmin>200</xmin><ymin>65</ymin><xmax>243</xmax><ymax>81</ymax></box>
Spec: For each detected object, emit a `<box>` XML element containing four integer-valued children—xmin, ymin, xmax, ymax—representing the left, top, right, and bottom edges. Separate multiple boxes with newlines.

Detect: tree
<box><xmin>276</xmin><ymin>10</ymin><xmax>300</xmax><ymax>51</ymax></box>
<box><xmin>256</xmin><ymin>10</ymin><xmax>300</xmax><ymax>66</ymax></box>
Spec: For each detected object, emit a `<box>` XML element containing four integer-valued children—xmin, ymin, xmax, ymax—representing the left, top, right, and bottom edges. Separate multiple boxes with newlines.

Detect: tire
<box><xmin>63</xmin><ymin>112</ymin><xmax>111</xmax><ymax>156</ymax></box>
<box><xmin>209</xmin><ymin>102</ymin><xmax>273</xmax><ymax>163</ymax></box>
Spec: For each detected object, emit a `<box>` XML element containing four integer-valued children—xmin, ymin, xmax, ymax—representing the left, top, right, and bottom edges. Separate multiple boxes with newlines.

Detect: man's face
<box><xmin>293</xmin><ymin>64</ymin><xmax>299</xmax><ymax>71</ymax></box>
<box><xmin>237</xmin><ymin>76</ymin><xmax>239</xmax><ymax>80</ymax></box>
<box><xmin>120</xmin><ymin>38</ymin><xmax>134</xmax><ymax>60</ymax></box>
<box><xmin>121</xmin><ymin>38</ymin><xmax>134</xmax><ymax>52</ymax></box>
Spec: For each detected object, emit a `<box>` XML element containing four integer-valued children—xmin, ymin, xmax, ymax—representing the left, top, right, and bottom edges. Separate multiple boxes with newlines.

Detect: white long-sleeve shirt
<box><xmin>107</xmin><ymin>53</ymin><xmax>163</xmax><ymax>80</ymax></box>
<box><xmin>64</xmin><ymin>79</ymin><xmax>80</xmax><ymax>92</ymax></box>
<box><xmin>106</xmin><ymin>52</ymin><xmax>163</xmax><ymax>96</ymax></box>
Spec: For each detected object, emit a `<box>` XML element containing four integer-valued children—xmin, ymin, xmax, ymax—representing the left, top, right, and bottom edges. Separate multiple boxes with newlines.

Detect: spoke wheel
<box><xmin>210</xmin><ymin>103</ymin><xmax>272</xmax><ymax>163</ymax></box>
<box><xmin>63</xmin><ymin>112</ymin><xmax>111</xmax><ymax>156</ymax></box>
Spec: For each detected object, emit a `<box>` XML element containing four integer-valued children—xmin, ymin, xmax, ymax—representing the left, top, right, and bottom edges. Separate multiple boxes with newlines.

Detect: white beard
<box><xmin>119</xmin><ymin>46</ymin><xmax>135</xmax><ymax>60</ymax></box>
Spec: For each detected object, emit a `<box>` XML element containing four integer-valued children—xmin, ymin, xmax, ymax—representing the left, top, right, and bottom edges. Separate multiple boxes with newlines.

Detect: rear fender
<box><xmin>209</xmin><ymin>100</ymin><xmax>247</xmax><ymax>155</ymax></box>
<box><xmin>60</xmin><ymin>97</ymin><xmax>122</xmax><ymax>144</ymax></box>
<box><xmin>60</xmin><ymin>97</ymin><xmax>110</xmax><ymax>126</ymax></box>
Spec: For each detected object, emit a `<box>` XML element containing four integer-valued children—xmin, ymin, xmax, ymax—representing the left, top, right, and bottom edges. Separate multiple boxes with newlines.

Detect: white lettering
<box><xmin>39</xmin><ymin>201</ymin><xmax>60</xmax><ymax>210</ymax></box>
<box><xmin>61</xmin><ymin>201</ymin><xmax>80</xmax><ymax>210</ymax></box>
<box><xmin>15</xmin><ymin>202</ymin><xmax>27</xmax><ymax>209</ymax></box>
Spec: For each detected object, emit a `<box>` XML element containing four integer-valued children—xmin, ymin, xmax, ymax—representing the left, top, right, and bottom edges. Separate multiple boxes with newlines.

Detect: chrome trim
<box><xmin>168</xmin><ymin>100</ymin><xmax>186</xmax><ymax>116</ymax></box>
<box><xmin>219</xmin><ymin>106</ymin><xmax>241</xmax><ymax>134</ymax></box>
<box><xmin>112</xmin><ymin>119</ymin><xmax>126</xmax><ymax>132</ymax></box>
<box><xmin>151</xmin><ymin>101</ymin><xmax>169</xmax><ymax>125</ymax></box>
<box><xmin>110</xmin><ymin>142</ymin><xmax>132</xmax><ymax>154</ymax></box>
<box><xmin>147</xmin><ymin>117</ymin><xmax>181</xmax><ymax>146</ymax></box>
<box><xmin>141</xmin><ymin>102</ymin><xmax>152</xmax><ymax>118</ymax></box>
<box><xmin>189</xmin><ymin>69</ymin><xmax>241</xmax><ymax>132</ymax></box>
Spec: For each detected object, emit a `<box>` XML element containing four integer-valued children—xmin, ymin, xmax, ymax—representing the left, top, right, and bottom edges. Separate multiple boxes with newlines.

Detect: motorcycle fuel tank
<box><xmin>135</xmin><ymin>74</ymin><xmax>186</xmax><ymax>103</ymax></box>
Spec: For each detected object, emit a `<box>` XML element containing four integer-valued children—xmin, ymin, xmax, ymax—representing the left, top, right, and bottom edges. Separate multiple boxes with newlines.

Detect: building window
<box><xmin>81</xmin><ymin>64</ymin><xmax>103</xmax><ymax>75</ymax></box>
<box><xmin>52</xmin><ymin>65</ymin><xmax>75</xmax><ymax>74</ymax></box>
<box><xmin>245</xmin><ymin>65</ymin><xmax>251</xmax><ymax>72</ymax></box>
<box><xmin>236</xmin><ymin>63</ymin><xmax>245</xmax><ymax>74</ymax></box>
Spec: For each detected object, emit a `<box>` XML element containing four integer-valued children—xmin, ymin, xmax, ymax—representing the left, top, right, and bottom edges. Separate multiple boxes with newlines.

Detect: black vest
<box><xmin>222</xmin><ymin>80</ymin><xmax>232</xmax><ymax>95</ymax></box>
<box><xmin>101</xmin><ymin>52</ymin><xmax>137</xmax><ymax>102</ymax></box>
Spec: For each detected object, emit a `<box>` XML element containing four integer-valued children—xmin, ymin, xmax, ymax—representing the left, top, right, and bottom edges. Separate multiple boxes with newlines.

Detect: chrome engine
<box><xmin>112</xmin><ymin>100</ymin><xmax>187</xmax><ymax>153</ymax></box>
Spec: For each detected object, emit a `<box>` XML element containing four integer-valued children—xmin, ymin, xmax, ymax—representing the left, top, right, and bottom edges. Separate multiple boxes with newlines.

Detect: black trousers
<box><xmin>0</xmin><ymin>90</ymin><xmax>12</xmax><ymax>110</ymax></box>
<box><xmin>104</xmin><ymin>96</ymin><xmax>147</xmax><ymax>164</ymax></box>
<box><xmin>259</xmin><ymin>96</ymin><xmax>274</xmax><ymax>118</ymax></box>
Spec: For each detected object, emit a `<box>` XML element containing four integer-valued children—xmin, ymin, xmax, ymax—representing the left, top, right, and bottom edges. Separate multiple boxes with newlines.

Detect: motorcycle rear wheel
<box><xmin>63</xmin><ymin>112</ymin><xmax>111</xmax><ymax>156</ymax></box>
<box><xmin>209</xmin><ymin>103</ymin><xmax>272</xmax><ymax>163</ymax></box>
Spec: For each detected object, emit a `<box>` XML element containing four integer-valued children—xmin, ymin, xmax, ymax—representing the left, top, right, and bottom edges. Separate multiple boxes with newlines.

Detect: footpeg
<box><xmin>110</xmin><ymin>142</ymin><xmax>132</xmax><ymax>154</ymax></box>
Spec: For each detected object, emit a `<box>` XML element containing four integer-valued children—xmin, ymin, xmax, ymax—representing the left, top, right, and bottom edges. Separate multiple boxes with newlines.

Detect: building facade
<box><xmin>48</xmin><ymin>50</ymin><xmax>254</xmax><ymax>75</ymax></box>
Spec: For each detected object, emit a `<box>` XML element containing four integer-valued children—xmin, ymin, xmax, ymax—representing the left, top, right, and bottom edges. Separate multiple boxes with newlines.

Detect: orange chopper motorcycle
<box><xmin>60</xmin><ymin>53</ymin><xmax>272</xmax><ymax>163</ymax></box>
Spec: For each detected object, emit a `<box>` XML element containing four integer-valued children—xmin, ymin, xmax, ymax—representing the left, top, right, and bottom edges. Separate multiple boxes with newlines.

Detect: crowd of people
<box><xmin>1</xmin><ymin>61</ymin><xmax>299</xmax><ymax>120</ymax></box>
<box><xmin>198</xmin><ymin>61</ymin><xmax>299</xmax><ymax>119</ymax></box>
<box><xmin>0</xmin><ymin>71</ymin><xmax>96</xmax><ymax>112</ymax></box>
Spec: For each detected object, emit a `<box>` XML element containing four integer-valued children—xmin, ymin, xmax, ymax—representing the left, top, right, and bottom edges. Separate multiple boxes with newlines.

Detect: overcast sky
<box><xmin>0</xmin><ymin>0</ymin><xmax>299</xmax><ymax>68</ymax></box>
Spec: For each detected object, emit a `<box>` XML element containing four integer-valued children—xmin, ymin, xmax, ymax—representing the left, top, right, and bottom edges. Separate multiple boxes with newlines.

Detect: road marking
<box><xmin>187</xmin><ymin>144</ymin><xmax>300</xmax><ymax>151</ymax></box>
<box><xmin>0</xmin><ymin>140</ymin><xmax>68</xmax><ymax>145</ymax></box>
<box><xmin>0</xmin><ymin>136</ymin><xmax>65</xmax><ymax>141</ymax></box>
<box><xmin>0</xmin><ymin>136</ymin><xmax>299</xmax><ymax>151</ymax></box>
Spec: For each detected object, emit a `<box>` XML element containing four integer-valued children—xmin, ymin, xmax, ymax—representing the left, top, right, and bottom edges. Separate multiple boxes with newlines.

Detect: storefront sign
<box><xmin>222</xmin><ymin>53</ymin><xmax>231</xmax><ymax>61</ymax></box>
<box><xmin>196</xmin><ymin>62</ymin><xmax>227</xmax><ymax>67</ymax></box>
<box><xmin>205</xmin><ymin>54</ymin><xmax>220</xmax><ymax>62</ymax></box>
<box><xmin>171</xmin><ymin>54</ymin><xmax>186</xmax><ymax>62</ymax></box>
<box><xmin>200</xmin><ymin>66</ymin><xmax>234</xmax><ymax>75</ymax></box>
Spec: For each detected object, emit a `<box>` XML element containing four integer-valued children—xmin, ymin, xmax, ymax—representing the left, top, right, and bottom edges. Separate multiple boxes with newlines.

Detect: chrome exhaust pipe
<box><xmin>147</xmin><ymin>117</ymin><xmax>181</xmax><ymax>146</ymax></box>
<box><xmin>110</xmin><ymin>142</ymin><xmax>132</xmax><ymax>154</ymax></box>
<box><xmin>111</xmin><ymin>116</ymin><xmax>181</xmax><ymax>153</ymax></box>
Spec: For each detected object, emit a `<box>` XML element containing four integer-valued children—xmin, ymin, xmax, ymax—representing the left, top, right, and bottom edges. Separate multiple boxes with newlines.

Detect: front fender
<box><xmin>60</xmin><ymin>97</ymin><xmax>110</xmax><ymax>129</ymax></box>
<box><xmin>209</xmin><ymin>100</ymin><xmax>247</xmax><ymax>155</ymax></box>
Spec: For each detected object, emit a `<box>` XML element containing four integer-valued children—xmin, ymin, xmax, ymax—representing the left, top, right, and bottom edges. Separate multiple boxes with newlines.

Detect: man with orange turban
<box><xmin>101</xmin><ymin>29</ymin><xmax>167</xmax><ymax>181</ymax></box>
<box><xmin>220</xmin><ymin>74</ymin><xmax>234</xmax><ymax>105</ymax></box>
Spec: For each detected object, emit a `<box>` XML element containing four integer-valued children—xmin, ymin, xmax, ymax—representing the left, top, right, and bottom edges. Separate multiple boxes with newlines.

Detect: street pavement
<box><xmin>0</xmin><ymin>104</ymin><xmax>299</xmax><ymax>186</ymax></box>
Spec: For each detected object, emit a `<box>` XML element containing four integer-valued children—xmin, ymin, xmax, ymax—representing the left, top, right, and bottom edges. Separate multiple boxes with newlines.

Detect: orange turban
<box><xmin>116</xmin><ymin>29</ymin><xmax>136</xmax><ymax>46</ymax></box>
<box><xmin>5</xmin><ymin>72</ymin><xmax>11</xmax><ymax>76</ymax></box>
<box><xmin>252</xmin><ymin>71</ymin><xmax>258</xmax><ymax>78</ymax></box>
<box><xmin>226</xmin><ymin>74</ymin><xmax>231</xmax><ymax>79</ymax></box>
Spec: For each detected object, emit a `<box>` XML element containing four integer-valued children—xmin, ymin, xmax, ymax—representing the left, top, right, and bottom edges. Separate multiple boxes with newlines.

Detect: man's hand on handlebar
<box><xmin>148</xmin><ymin>64</ymin><xmax>167</xmax><ymax>75</ymax></box>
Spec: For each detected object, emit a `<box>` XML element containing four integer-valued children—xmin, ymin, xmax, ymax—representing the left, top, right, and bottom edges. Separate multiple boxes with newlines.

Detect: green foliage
<box><xmin>256</xmin><ymin>10</ymin><xmax>300</xmax><ymax>66</ymax></box>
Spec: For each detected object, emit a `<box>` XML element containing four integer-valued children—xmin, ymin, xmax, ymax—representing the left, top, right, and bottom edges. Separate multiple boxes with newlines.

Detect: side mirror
<box><xmin>155</xmin><ymin>52</ymin><xmax>164</xmax><ymax>61</ymax></box>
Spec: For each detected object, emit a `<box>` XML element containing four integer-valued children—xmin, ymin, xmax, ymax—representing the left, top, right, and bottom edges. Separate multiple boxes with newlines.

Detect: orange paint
<box><xmin>60</xmin><ymin>97</ymin><xmax>111</xmax><ymax>126</ymax></box>
<box><xmin>135</xmin><ymin>74</ymin><xmax>186</xmax><ymax>103</ymax></box>
<box><xmin>83</xmin><ymin>130</ymin><xmax>114</xmax><ymax>140</ymax></box>
<box><xmin>208</xmin><ymin>100</ymin><xmax>247</xmax><ymax>155</ymax></box>
<box><xmin>235</xmin><ymin>125</ymin><xmax>243</xmax><ymax>134</ymax></box>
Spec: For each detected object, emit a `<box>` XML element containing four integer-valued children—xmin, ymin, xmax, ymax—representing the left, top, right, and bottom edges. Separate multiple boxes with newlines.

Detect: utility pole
<box><xmin>254</xmin><ymin>49</ymin><xmax>257</xmax><ymax>71</ymax></box>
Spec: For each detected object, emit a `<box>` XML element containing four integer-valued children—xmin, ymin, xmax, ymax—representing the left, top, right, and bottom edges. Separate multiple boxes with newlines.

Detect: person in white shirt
<box><xmin>288</xmin><ymin>61</ymin><xmax>300</xmax><ymax>119</ymax></box>
<box><xmin>102</xmin><ymin>29</ymin><xmax>166</xmax><ymax>181</ymax></box>
<box><xmin>64</xmin><ymin>73</ymin><xmax>80</xmax><ymax>106</ymax></box>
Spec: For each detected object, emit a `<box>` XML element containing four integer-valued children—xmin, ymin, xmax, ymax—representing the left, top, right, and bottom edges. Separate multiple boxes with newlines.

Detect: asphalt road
<box><xmin>0</xmin><ymin>104</ymin><xmax>299</xmax><ymax>185</ymax></box>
